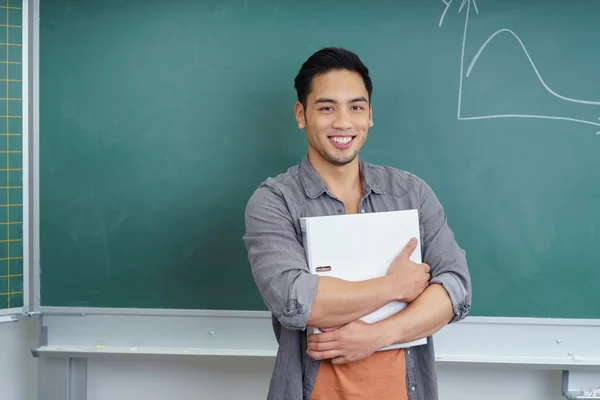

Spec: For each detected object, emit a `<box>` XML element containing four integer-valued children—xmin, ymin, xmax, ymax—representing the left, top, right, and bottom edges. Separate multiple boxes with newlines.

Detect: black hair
<box><xmin>293</xmin><ymin>47</ymin><xmax>373</xmax><ymax>108</ymax></box>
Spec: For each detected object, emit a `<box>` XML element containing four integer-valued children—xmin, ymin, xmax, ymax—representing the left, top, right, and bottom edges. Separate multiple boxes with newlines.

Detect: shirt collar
<box><xmin>299</xmin><ymin>155</ymin><xmax>385</xmax><ymax>199</ymax></box>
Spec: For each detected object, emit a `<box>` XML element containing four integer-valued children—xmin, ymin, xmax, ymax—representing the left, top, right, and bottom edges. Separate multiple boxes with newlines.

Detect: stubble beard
<box><xmin>318</xmin><ymin>146</ymin><xmax>359</xmax><ymax>167</ymax></box>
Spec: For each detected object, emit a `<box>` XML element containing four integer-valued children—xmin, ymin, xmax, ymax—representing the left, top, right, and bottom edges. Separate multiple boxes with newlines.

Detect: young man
<box><xmin>243</xmin><ymin>47</ymin><xmax>471</xmax><ymax>400</ymax></box>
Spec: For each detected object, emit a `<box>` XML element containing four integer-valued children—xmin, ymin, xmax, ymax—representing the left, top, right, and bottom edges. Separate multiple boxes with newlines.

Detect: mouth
<box><xmin>328</xmin><ymin>135</ymin><xmax>355</xmax><ymax>150</ymax></box>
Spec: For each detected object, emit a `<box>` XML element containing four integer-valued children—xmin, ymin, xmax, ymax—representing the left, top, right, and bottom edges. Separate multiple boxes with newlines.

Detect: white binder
<box><xmin>300</xmin><ymin>209</ymin><xmax>428</xmax><ymax>350</ymax></box>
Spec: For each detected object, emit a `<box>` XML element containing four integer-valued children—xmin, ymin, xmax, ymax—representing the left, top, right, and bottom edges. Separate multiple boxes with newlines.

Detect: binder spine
<box><xmin>300</xmin><ymin>219</ymin><xmax>312</xmax><ymax>270</ymax></box>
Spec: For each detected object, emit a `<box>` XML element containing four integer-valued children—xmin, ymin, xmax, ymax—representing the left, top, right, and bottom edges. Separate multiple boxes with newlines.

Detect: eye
<box><xmin>351</xmin><ymin>105</ymin><xmax>364</xmax><ymax>111</ymax></box>
<box><xmin>319</xmin><ymin>106</ymin><xmax>334</xmax><ymax>112</ymax></box>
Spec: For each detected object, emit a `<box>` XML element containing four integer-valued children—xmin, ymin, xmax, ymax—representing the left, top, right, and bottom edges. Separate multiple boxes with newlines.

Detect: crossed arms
<box><xmin>243</xmin><ymin>179</ymin><xmax>471</xmax><ymax>363</ymax></box>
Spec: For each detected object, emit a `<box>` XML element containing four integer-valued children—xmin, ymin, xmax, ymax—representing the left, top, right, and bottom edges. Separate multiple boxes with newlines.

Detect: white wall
<box><xmin>0</xmin><ymin>318</ymin><xmax>38</xmax><ymax>400</ymax></box>
<box><xmin>86</xmin><ymin>357</ymin><xmax>565</xmax><ymax>400</ymax></box>
<box><xmin>437</xmin><ymin>363</ymin><xmax>564</xmax><ymax>400</ymax></box>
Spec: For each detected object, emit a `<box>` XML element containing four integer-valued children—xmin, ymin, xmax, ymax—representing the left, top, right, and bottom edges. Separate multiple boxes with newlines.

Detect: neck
<box><xmin>307</xmin><ymin>151</ymin><xmax>362</xmax><ymax>194</ymax></box>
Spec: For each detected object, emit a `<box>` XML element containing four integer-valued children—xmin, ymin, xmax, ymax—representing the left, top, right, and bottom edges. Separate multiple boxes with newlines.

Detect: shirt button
<box><xmin>411</xmin><ymin>387</ymin><xmax>416</xmax><ymax>392</ymax></box>
<box><xmin>407</xmin><ymin>350</ymin><xmax>411</xmax><ymax>355</ymax></box>
<box><xmin>337</xmin><ymin>209</ymin><xmax>343</xmax><ymax>213</ymax></box>
<box><xmin>360</xmin><ymin>209</ymin><xmax>365</xmax><ymax>213</ymax></box>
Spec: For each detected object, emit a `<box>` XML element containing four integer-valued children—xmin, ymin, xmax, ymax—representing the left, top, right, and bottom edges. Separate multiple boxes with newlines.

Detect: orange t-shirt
<box><xmin>310</xmin><ymin>348</ymin><xmax>409</xmax><ymax>400</ymax></box>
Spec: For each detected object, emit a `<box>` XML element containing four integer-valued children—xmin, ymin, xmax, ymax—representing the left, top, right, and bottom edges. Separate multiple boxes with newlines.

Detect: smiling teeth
<box><xmin>331</xmin><ymin>137</ymin><xmax>352</xmax><ymax>144</ymax></box>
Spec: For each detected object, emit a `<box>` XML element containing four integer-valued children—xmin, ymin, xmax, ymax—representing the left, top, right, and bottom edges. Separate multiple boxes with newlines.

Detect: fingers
<box><xmin>423</xmin><ymin>263</ymin><xmax>431</xmax><ymax>282</ymax></box>
<box><xmin>320</xmin><ymin>326</ymin><xmax>341</xmax><ymax>332</ymax></box>
<box><xmin>399</xmin><ymin>237</ymin><xmax>418</xmax><ymax>260</ymax></box>
<box><xmin>308</xmin><ymin>331</ymin><xmax>337</xmax><ymax>343</ymax></box>
<box><xmin>307</xmin><ymin>349</ymin><xmax>342</xmax><ymax>360</ymax></box>
<box><xmin>307</xmin><ymin>339</ymin><xmax>338</xmax><ymax>352</ymax></box>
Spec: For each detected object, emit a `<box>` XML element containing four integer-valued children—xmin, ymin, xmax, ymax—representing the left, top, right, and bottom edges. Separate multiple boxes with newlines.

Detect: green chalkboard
<box><xmin>39</xmin><ymin>0</ymin><xmax>600</xmax><ymax>318</ymax></box>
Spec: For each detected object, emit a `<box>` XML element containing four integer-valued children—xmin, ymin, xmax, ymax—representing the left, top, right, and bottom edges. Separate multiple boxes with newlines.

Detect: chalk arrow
<box><xmin>459</xmin><ymin>0</ymin><xmax>478</xmax><ymax>15</ymax></box>
<box><xmin>439</xmin><ymin>0</ymin><xmax>479</xmax><ymax>27</ymax></box>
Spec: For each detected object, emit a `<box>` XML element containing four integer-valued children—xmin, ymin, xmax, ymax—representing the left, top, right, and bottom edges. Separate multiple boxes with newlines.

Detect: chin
<box><xmin>323</xmin><ymin>151</ymin><xmax>358</xmax><ymax>167</ymax></box>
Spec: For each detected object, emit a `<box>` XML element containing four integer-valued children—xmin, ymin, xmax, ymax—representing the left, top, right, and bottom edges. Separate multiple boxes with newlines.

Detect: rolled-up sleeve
<box><xmin>243</xmin><ymin>182</ymin><xmax>319</xmax><ymax>331</ymax></box>
<box><xmin>418</xmin><ymin>178</ymin><xmax>472</xmax><ymax>323</ymax></box>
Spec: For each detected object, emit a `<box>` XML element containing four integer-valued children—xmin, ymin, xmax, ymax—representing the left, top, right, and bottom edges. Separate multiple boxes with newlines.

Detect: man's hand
<box><xmin>306</xmin><ymin>320</ymin><xmax>385</xmax><ymax>364</ymax></box>
<box><xmin>387</xmin><ymin>237</ymin><xmax>431</xmax><ymax>302</ymax></box>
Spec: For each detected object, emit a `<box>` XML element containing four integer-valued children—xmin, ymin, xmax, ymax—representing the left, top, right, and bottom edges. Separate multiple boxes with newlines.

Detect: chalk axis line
<box><xmin>439</xmin><ymin>0</ymin><xmax>600</xmax><ymax>134</ymax></box>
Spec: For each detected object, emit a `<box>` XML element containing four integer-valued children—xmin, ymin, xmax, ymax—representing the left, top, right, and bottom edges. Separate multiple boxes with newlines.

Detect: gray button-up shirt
<box><xmin>243</xmin><ymin>155</ymin><xmax>472</xmax><ymax>400</ymax></box>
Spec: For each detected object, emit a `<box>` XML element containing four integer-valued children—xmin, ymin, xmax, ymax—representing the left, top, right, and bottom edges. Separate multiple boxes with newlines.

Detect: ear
<box><xmin>369</xmin><ymin>103</ymin><xmax>374</xmax><ymax>127</ymax></box>
<box><xmin>294</xmin><ymin>101</ymin><xmax>306</xmax><ymax>129</ymax></box>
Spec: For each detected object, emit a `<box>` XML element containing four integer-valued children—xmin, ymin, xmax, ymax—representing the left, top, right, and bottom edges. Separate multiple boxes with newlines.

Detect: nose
<box><xmin>331</xmin><ymin>109</ymin><xmax>352</xmax><ymax>130</ymax></box>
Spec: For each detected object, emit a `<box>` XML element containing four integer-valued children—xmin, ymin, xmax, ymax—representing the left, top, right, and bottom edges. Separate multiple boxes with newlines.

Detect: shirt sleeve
<box><xmin>243</xmin><ymin>182</ymin><xmax>319</xmax><ymax>331</ymax></box>
<box><xmin>418</xmin><ymin>178</ymin><xmax>472</xmax><ymax>323</ymax></box>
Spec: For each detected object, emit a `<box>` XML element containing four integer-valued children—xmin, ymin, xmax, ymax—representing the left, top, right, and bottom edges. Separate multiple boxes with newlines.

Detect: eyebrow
<box><xmin>314</xmin><ymin>96</ymin><xmax>369</xmax><ymax>104</ymax></box>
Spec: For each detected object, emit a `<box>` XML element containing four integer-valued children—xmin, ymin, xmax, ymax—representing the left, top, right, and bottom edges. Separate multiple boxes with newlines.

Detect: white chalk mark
<box><xmin>439</xmin><ymin>0</ymin><xmax>453</xmax><ymax>27</ymax></box>
<box><xmin>456</xmin><ymin>0</ymin><xmax>472</xmax><ymax>118</ymax></box>
<box><xmin>467</xmin><ymin>29</ymin><xmax>600</xmax><ymax>106</ymax></box>
<box><xmin>459</xmin><ymin>114</ymin><xmax>600</xmax><ymax>134</ymax></box>
<box><xmin>445</xmin><ymin>0</ymin><xmax>599</xmax><ymax>134</ymax></box>
<box><xmin>459</xmin><ymin>0</ymin><xmax>477</xmax><ymax>14</ymax></box>
<box><xmin>271</xmin><ymin>2</ymin><xmax>280</xmax><ymax>18</ymax></box>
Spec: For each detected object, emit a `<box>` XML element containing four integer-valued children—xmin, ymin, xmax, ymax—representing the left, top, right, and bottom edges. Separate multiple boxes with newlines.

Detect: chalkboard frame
<box><xmin>0</xmin><ymin>0</ymin><xmax>34</xmax><ymax>319</ymax></box>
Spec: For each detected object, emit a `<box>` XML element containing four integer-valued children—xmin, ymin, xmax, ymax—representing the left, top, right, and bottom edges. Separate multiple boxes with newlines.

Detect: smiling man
<box><xmin>243</xmin><ymin>47</ymin><xmax>472</xmax><ymax>400</ymax></box>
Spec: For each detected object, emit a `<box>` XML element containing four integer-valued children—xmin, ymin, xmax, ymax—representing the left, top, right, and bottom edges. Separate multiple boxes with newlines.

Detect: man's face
<box><xmin>294</xmin><ymin>69</ymin><xmax>373</xmax><ymax>167</ymax></box>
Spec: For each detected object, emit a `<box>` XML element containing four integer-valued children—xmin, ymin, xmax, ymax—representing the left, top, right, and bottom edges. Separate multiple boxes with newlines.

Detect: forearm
<box><xmin>307</xmin><ymin>276</ymin><xmax>395</xmax><ymax>329</ymax></box>
<box><xmin>378</xmin><ymin>283</ymin><xmax>454</xmax><ymax>346</ymax></box>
